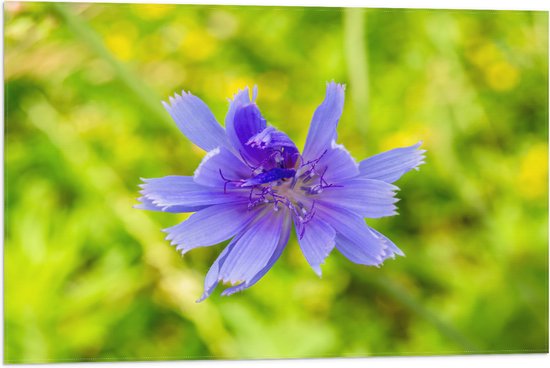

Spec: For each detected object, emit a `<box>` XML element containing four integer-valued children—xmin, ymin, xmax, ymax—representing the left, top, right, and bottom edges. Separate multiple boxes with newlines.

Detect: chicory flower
<box><xmin>137</xmin><ymin>82</ymin><xmax>425</xmax><ymax>301</ymax></box>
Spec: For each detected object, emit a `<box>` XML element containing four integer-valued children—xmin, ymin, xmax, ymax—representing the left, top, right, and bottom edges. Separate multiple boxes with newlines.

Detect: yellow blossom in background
<box><xmin>133</xmin><ymin>4</ymin><xmax>176</xmax><ymax>20</ymax></box>
<box><xmin>485</xmin><ymin>61</ymin><xmax>520</xmax><ymax>91</ymax></box>
<box><xmin>105</xmin><ymin>34</ymin><xmax>133</xmax><ymax>60</ymax></box>
<box><xmin>180</xmin><ymin>29</ymin><xmax>217</xmax><ymax>61</ymax></box>
<box><xmin>104</xmin><ymin>22</ymin><xmax>138</xmax><ymax>61</ymax></box>
<box><xmin>379</xmin><ymin>125</ymin><xmax>430</xmax><ymax>152</ymax></box>
<box><xmin>467</xmin><ymin>42</ymin><xmax>501</xmax><ymax>68</ymax></box>
<box><xmin>258</xmin><ymin>71</ymin><xmax>289</xmax><ymax>102</ymax></box>
<box><xmin>466</xmin><ymin>41</ymin><xmax>521</xmax><ymax>92</ymax></box>
<box><xmin>517</xmin><ymin>143</ymin><xmax>548</xmax><ymax>200</ymax></box>
<box><xmin>222</xmin><ymin>76</ymin><xmax>257</xmax><ymax>99</ymax></box>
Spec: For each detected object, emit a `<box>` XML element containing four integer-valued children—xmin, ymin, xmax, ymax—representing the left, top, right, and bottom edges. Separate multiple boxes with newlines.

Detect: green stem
<box><xmin>51</xmin><ymin>2</ymin><xmax>174</xmax><ymax>128</ymax></box>
<box><xmin>344</xmin><ymin>8</ymin><xmax>369</xmax><ymax>137</ymax></box>
<box><xmin>350</xmin><ymin>269</ymin><xmax>479</xmax><ymax>351</ymax></box>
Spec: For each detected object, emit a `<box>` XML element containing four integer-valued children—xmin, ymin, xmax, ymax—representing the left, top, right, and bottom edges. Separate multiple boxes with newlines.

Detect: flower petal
<box><xmin>218</xmin><ymin>209</ymin><xmax>285</xmax><ymax>286</ymax></box>
<box><xmin>221</xmin><ymin>213</ymin><xmax>292</xmax><ymax>296</ymax></box>
<box><xmin>316</xmin><ymin>205</ymin><xmax>386</xmax><ymax>265</ymax></box>
<box><xmin>163</xmin><ymin>202</ymin><xmax>256</xmax><ymax>254</ymax></box>
<box><xmin>295</xmin><ymin>217</ymin><xmax>335</xmax><ymax>276</ymax></box>
<box><xmin>302</xmin><ymin>82</ymin><xmax>345</xmax><ymax>162</ymax></box>
<box><xmin>198</xmin><ymin>210</ymin><xmax>291</xmax><ymax>301</ymax></box>
<box><xmin>140</xmin><ymin>176</ymin><xmax>245</xmax><ymax>210</ymax></box>
<box><xmin>193</xmin><ymin>147</ymin><xmax>252</xmax><ymax>188</ymax></box>
<box><xmin>359</xmin><ymin>142</ymin><xmax>426</xmax><ymax>183</ymax></box>
<box><xmin>224</xmin><ymin>87</ymin><xmax>267</xmax><ymax>163</ymax></box>
<box><xmin>316</xmin><ymin>141</ymin><xmax>359</xmax><ymax>184</ymax></box>
<box><xmin>196</xmin><ymin>235</ymin><xmax>238</xmax><ymax>302</ymax></box>
<box><xmin>163</xmin><ymin>91</ymin><xmax>226</xmax><ymax>151</ymax></box>
<box><xmin>318</xmin><ymin>178</ymin><xmax>399</xmax><ymax>218</ymax></box>
<box><xmin>247</xmin><ymin>126</ymin><xmax>300</xmax><ymax>168</ymax></box>
<box><xmin>369</xmin><ymin>227</ymin><xmax>405</xmax><ymax>259</ymax></box>
<box><xmin>134</xmin><ymin>196</ymin><xmax>206</xmax><ymax>213</ymax></box>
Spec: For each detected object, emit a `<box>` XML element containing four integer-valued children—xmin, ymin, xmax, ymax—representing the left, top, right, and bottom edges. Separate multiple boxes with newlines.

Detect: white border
<box><xmin>1</xmin><ymin>0</ymin><xmax>549</xmax><ymax>368</ymax></box>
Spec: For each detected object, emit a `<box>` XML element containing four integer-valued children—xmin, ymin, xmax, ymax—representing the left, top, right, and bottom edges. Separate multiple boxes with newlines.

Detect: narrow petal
<box><xmin>163</xmin><ymin>91</ymin><xmax>226</xmax><ymax>151</ymax></box>
<box><xmin>294</xmin><ymin>217</ymin><xmax>335</xmax><ymax>276</ymax></box>
<box><xmin>369</xmin><ymin>227</ymin><xmax>405</xmax><ymax>259</ymax></box>
<box><xmin>164</xmin><ymin>202</ymin><xmax>256</xmax><ymax>254</ymax></box>
<box><xmin>197</xmin><ymin>235</ymin><xmax>239</xmax><ymax>302</ymax></box>
<box><xmin>221</xmin><ymin>213</ymin><xmax>292</xmax><ymax>296</ymax></box>
<box><xmin>134</xmin><ymin>196</ymin><xmax>206</xmax><ymax>213</ymax></box>
<box><xmin>302</xmin><ymin>82</ymin><xmax>345</xmax><ymax>162</ymax></box>
<box><xmin>334</xmin><ymin>233</ymin><xmax>384</xmax><ymax>266</ymax></box>
<box><xmin>140</xmin><ymin>176</ymin><xmax>245</xmax><ymax>210</ymax></box>
<box><xmin>316</xmin><ymin>205</ymin><xmax>386</xmax><ymax>265</ymax></box>
<box><xmin>224</xmin><ymin>87</ymin><xmax>266</xmax><ymax>163</ymax></box>
<box><xmin>318</xmin><ymin>178</ymin><xmax>399</xmax><ymax>218</ymax></box>
<box><xmin>218</xmin><ymin>209</ymin><xmax>285</xmax><ymax>286</ymax></box>
<box><xmin>359</xmin><ymin>142</ymin><xmax>426</xmax><ymax>183</ymax></box>
<box><xmin>193</xmin><ymin>147</ymin><xmax>252</xmax><ymax>188</ymax></box>
<box><xmin>316</xmin><ymin>141</ymin><xmax>359</xmax><ymax>184</ymax></box>
<box><xmin>233</xmin><ymin>103</ymin><xmax>267</xmax><ymax>150</ymax></box>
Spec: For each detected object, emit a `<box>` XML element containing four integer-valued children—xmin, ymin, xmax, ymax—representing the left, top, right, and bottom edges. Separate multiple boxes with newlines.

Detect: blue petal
<box><xmin>164</xmin><ymin>202</ymin><xmax>256</xmax><ymax>255</ymax></box>
<box><xmin>218</xmin><ymin>209</ymin><xmax>286</xmax><ymax>286</ymax></box>
<box><xmin>316</xmin><ymin>205</ymin><xmax>386</xmax><ymax>266</ymax></box>
<box><xmin>197</xmin><ymin>210</ymin><xmax>291</xmax><ymax>301</ymax></box>
<box><xmin>294</xmin><ymin>217</ymin><xmax>335</xmax><ymax>276</ymax></box>
<box><xmin>193</xmin><ymin>147</ymin><xmax>252</xmax><ymax>188</ymax></box>
<box><xmin>221</xmin><ymin>214</ymin><xmax>292</xmax><ymax>296</ymax></box>
<box><xmin>163</xmin><ymin>91</ymin><xmax>227</xmax><ymax>151</ymax></box>
<box><xmin>139</xmin><ymin>176</ymin><xmax>245</xmax><ymax>210</ymax></box>
<box><xmin>359</xmin><ymin>142</ymin><xmax>426</xmax><ymax>183</ymax></box>
<box><xmin>316</xmin><ymin>141</ymin><xmax>359</xmax><ymax>184</ymax></box>
<box><xmin>134</xmin><ymin>196</ymin><xmax>206</xmax><ymax>213</ymax></box>
<box><xmin>302</xmin><ymin>82</ymin><xmax>346</xmax><ymax>162</ymax></box>
<box><xmin>224</xmin><ymin>88</ymin><xmax>266</xmax><ymax>162</ymax></box>
<box><xmin>247</xmin><ymin>126</ymin><xmax>300</xmax><ymax>168</ymax></box>
<box><xmin>197</xmin><ymin>235</ymin><xmax>238</xmax><ymax>302</ymax></box>
<box><xmin>369</xmin><ymin>227</ymin><xmax>405</xmax><ymax>259</ymax></box>
<box><xmin>318</xmin><ymin>178</ymin><xmax>399</xmax><ymax>218</ymax></box>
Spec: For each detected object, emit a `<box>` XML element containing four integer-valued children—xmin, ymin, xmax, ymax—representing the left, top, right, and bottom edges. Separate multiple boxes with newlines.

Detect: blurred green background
<box><xmin>4</xmin><ymin>2</ymin><xmax>549</xmax><ymax>363</ymax></box>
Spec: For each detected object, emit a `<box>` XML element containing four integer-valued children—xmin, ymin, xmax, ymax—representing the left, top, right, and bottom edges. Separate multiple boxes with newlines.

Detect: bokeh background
<box><xmin>4</xmin><ymin>1</ymin><xmax>549</xmax><ymax>363</ymax></box>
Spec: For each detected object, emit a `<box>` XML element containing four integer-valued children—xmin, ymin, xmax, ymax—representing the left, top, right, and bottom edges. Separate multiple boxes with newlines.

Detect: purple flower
<box><xmin>137</xmin><ymin>82</ymin><xmax>425</xmax><ymax>301</ymax></box>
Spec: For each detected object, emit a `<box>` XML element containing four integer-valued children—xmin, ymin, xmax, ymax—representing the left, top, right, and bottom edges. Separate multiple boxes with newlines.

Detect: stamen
<box><xmin>229</xmin><ymin>148</ymin><xmax>333</xmax><ymax>238</ymax></box>
<box><xmin>219</xmin><ymin>169</ymin><xmax>245</xmax><ymax>194</ymax></box>
<box><xmin>238</xmin><ymin>149</ymin><xmax>258</xmax><ymax>171</ymax></box>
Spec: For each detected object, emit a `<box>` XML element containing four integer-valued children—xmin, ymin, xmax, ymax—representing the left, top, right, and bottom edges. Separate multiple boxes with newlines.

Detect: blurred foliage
<box><xmin>3</xmin><ymin>1</ymin><xmax>549</xmax><ymax>363</ymax></box>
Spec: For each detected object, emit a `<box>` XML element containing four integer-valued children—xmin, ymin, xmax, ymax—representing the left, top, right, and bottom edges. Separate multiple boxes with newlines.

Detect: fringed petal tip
<box><xmin>359</xmin><ymin>141</ymin><xmax>427</xmax><ymax>183</ymax></box>
<box><xmin>134</xmin><ymin>196</ymin><xmax>176</xmax><ymax>212</ymax></box>
<box><xmin>372</xmin><ymin>228</ymin><xmax>405</xmax><ymax>261</ymax></box>
<box><xmin>413</xmin><ymin>141</ymin><xmax>427</xmax><ymax>164</ymax></box>
<box><xmin>163</xmin><ymin>90</ymin><xmax>192</xmax><ymax>110</ymax></box>
<box><xmin>302</xmin><ymin>81</ymin><xmax>346</xmax><ymax>161</ymax></box>
<box><xmin>313</xmin><ymin>265</ymin><xmax>323</xmax><ymax>278</ymax></box>
<box><xmin>220</xmin><ymin>282</ymin><xmax>249</xmax><ymax>297</ymax></box>
<box><xmin>162</xmin><ymin>90</ymin><xmax>227</xmax><ymax>151</ymax></box>
<box><xmin>196</xmin><ymin>290</ymin><xmax>213</xmax><ymax>303</ymax></box>
<box><xmin>326</xmin><ymin>80</ymin><xmax>346</xmax><ymax>92</ymax></box>
<box><xmin>229</xmin><ymin>85</ymin><xmax>258</xmax><ymax>104</ymax></box>
<box><xmin>195</xmin><ymin>280</ymin><xmax>251</xmax><ymax>302</ymax></box>
<box><xmin>133</xmin><ymin>198</ymin><xmax>153</xmax><ymax>210</ymax></box>
<box><xmin>137</xmin><ymin>177</ymin><xmax>150</xmax><ymax>189</ymax></box>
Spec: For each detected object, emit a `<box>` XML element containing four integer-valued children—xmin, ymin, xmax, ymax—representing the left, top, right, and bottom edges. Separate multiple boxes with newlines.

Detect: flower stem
<box><xmin>344</xmin><ymin>8</ymin><xmax>369</xmax><ymax>138</ymax></box>
<box><xmin>51</xmin><ymin>2</ymin><xmax>174</xmax><ymax>129</ymax></box>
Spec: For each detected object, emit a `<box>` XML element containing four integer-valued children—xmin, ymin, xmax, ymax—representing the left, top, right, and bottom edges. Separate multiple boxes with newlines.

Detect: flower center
<box><xmin>220</xmin><ymin>150</ymin><xmax>339</xmax><ymax>238</ymax></box>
